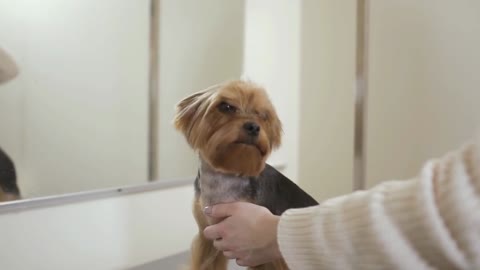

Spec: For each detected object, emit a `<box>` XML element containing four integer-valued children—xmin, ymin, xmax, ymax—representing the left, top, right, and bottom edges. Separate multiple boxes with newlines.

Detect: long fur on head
<box><xmin>174</xmin><ymin>80</ymin><xmax>282</xmax><ymax>176</ymax></box>
<box><xmin>174</xmin><ymin>83</ymin><xmax>221</xmax><ymax>147</ymax></box>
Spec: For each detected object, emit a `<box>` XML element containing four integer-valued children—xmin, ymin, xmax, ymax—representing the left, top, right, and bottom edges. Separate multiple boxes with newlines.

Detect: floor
<box><xmin>129</xmin><ymin>251</ymin><xmax>245</xmax><ymax>270</ymax></box>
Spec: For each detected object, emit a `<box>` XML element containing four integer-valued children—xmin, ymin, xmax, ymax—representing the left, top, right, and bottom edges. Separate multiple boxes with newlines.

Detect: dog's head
<box><xmin>174</xmin><ymin>80</ymin><xmax>282</xmax><ymax>177</ymax></box>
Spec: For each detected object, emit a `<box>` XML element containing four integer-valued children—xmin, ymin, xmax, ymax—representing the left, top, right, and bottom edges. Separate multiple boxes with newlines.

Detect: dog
<box><xmin>174</xmin><ymin>80</ymin><xmax>319</xmax><ymax>270</ymax></box>
<box><xmin>0</xmin><ymin>147</ymin><xmax>20</xmax><ymax>202</ymax></box>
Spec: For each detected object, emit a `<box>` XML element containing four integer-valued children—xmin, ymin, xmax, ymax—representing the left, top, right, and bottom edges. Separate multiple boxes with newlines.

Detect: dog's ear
<box><xmin>174</xmin><ymin>92</ymin><xmax>204</xmax><ymax>136</ymax></box>
<box><xmin>269</xmin><ymin>111</ymin><xmax>283</xmax><ymax>149</ymax></box>
<box><xmin>174</xmin><ymin>85</ymin><xmax>219</xmax><ymax>146</ymax></box>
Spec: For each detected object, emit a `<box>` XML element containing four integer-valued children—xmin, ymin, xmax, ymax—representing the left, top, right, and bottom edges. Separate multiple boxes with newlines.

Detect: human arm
<box><xmin>204</xmin><ymin>140</ymin><xmax>480</xmax><ymax>269</ymax></box>
<box><xmin>277</xmin><ymin>141</ymin><xmax>480</xmax><ymax>269</ymax></box>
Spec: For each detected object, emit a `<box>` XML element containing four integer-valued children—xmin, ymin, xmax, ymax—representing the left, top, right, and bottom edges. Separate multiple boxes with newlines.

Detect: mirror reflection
<box><xmin>0</xmin><ymin>0</ymin><xmax>356</xmax><ymax>206</ymax></box>
<box><xmin>0</xmin><ymin>0</ymin><xmax>264</xmax><ymax>201</ymax></box>
<box><xmin>0</xmin><ymin>0</ymin><xmax>246</xmax><ymax>201</ymax></box>
<box><xmin>0</xmin><ymin>0</ymin><xmax>151</xmax><ymax>201</ymax></box>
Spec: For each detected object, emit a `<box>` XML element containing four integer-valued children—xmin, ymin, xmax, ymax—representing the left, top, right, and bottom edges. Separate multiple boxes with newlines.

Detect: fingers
<box><xmin>223</xmin><ymin>251</ymin><xmax>236</xmax><ymax>259</ymax></box>
<box><xmin>213</xmin><ymin>238</ymin><xmax>229</xmax><ymax>251</ymax></box>
<box><xmin>204</xmin><ymin>227</ymin><xmax>252</xmax><ymax>265</ymax></box>
<box><xmin>203</xmin><ymin>224</ymin><xmax>223</xmax><ymax>240</ymax></box>
<box><xmin>224</xmin><ymin>251</ymin><xmax>250</xmax><ymax>263</ymax></box>
<box><xmin>207</xmin><ymin>235</ymin><xmax>235</xmax><ymax>254</ymax></box>
<box><xmin>236</xmin><ymin>258</ymin><xmax>248</xmax><ymax>267</ymax></box>
<box><xmin>204</xmin><ymin>202</ymin><xmax>241</xmax><ymax>218</ymax></box>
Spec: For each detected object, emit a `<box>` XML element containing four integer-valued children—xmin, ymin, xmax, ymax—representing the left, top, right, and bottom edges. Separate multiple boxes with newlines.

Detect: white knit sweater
<box><xmin>278</xmin><ymin>140</ymin><xmax>480</xmax><ymax>270</ymax></box>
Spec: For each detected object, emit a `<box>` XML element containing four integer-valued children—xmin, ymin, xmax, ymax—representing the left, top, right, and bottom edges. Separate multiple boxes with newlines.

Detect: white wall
<box><xmin>298</xmin><ymin>0</ymin><xmax>356</xmax><ymax>201</ymax></box>
<box><xmin>0</xmin><ymin>0</ymin><xmax>246</xmax><ymax>198</ymax></box>
<box><xmin>0</xmin><ymin>0</ymin><xmax>150</xmax><ymax>197</ymax></box>
<box><xmin>0</xmin><ymin>186</ymin><xmax>197</xmax><ymax>270</ymax></box>
<box><xmin>243</xmin><ymin>0</ymin><xmax>301</xmax><ymax>181</ymax></box>
<box><xmin>158</xmin><ymin>0</ymin><xmax>245</xmax><ymax>180</ymax></box>
<box><xmin>367</xmin><ymin>0</ymin><xmax>480</xmax><ymax>186</ymax></box>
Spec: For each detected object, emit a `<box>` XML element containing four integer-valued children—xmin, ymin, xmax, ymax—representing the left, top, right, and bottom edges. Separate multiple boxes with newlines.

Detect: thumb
<box><xmin>204</xmin><ymin>202</ymin><xmax>242</xmax><ymax>218</ymax></box>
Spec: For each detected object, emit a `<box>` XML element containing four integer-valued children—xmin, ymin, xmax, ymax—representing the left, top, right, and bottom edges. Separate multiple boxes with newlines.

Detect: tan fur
<box><xmin>175</xmin><ymin>80</ymin><xmax>282</xmax><ymax>177</ymax></box>
<box><xmin>190</xmin><ymin>198</ymin><xmax>228</xmax><ymax>270</ymax></box>
<box><xmin>175</xmin><ymin>80</ymin><xmax>288</xmax><ymax>270</ymax></box>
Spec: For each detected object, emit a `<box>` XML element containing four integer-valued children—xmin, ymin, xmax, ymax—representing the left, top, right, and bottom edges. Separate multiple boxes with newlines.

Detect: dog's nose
<box><xmin>243</xmin><ymin>122</ymin><xmax>260</xmax><ymax>137</ymax></box>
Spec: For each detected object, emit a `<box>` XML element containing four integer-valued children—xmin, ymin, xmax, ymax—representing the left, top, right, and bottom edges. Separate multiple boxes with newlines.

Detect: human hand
<box><xmin>203</xmin><ymin>202</ymin><xmax>282</xmax><ymax>267</ymax></box>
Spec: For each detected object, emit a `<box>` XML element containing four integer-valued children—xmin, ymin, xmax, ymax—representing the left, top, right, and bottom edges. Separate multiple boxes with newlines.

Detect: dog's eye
<box><xmin>218</xmin><ymin>102</ymin><xmax>237</xmax><ymax>113</ymax></box>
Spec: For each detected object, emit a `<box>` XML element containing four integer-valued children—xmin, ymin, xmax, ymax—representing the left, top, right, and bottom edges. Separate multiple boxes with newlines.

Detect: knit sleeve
<box><xmin>278</xmin><ymin>141</ymin><xmax>480</xmax><ymax>270</ymax></box>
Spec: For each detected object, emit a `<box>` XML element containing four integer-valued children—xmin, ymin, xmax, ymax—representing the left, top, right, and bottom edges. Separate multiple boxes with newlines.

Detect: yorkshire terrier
<box><xmin>174</xmin><ymin>80</ymin><xmax>318</xmax><ymax>270</ymax></box>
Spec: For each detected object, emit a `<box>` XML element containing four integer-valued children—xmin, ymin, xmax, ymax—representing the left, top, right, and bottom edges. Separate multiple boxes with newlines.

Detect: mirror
<box><xmin>0</xmin><ymin>0</ymin><xmax>245</xmax><ymax>202</ymax></box>
<box><xmin>0</xmin><ymin>0</ymin><xmax>357</xmax><ymax>206</ymax></box>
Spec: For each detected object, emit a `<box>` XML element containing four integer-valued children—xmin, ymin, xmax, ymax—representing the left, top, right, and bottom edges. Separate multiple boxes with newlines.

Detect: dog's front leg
<box><xmin>189</xmin><ymin>198</ymin><xmax>228</xmax><ymax>270</ymax></box>
<box><xmin>190</xmin><ymin>233</ymin><xmax>227</xmax><ymax>270</ymax></box>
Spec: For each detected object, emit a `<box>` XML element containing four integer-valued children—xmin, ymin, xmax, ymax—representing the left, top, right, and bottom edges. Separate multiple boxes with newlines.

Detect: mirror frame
<box><xmin>353</xmin><ymin>0</ymin><xmax>369</xmax><ymax>191</ymax></box>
